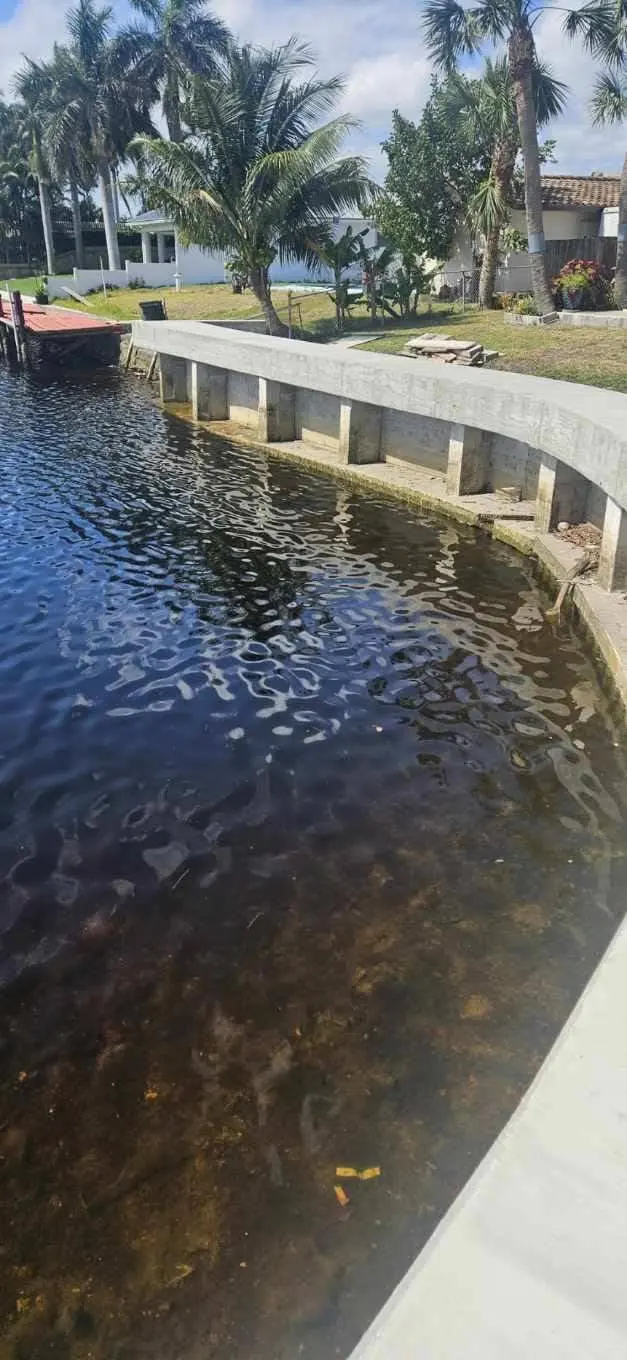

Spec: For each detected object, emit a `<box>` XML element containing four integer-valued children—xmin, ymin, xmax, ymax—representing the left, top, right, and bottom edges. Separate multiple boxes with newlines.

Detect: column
<box><xmin>174</xmin><ymin>230</ymin><xmax>182</xmax><ymax>292</ymax></box>
<box><xmin>535</xmin><ymin>453</ymin><xmax>588</xmax><ymax>533</ymax></box>
<box><xmin>159</xmin><ymin>354</ymin><xmax>187</xmax><ymax>404</ymax></box>
<box><xmin>191</xmin><ymin>361</ymin><xmax>228</xmax><ymax>421</ymax></box>
<box><xmin>141</xmin><ymin>232</ymin><xmax>151</xmax><ymax>265</ymax></box>
<box><xmin>446</xmin><ymin>423</ymin><xmax>490</xmax><ymax>496</ymax></box>
<box><xmin>258</xmin><ymin>378</ymin><xmax>296</xmax><ymax>442</ymax></box>
<box><xmin>598</xmin><ymin>495</ymin><xmax>627</xmax><ymax>591</ymax></box>
<box><xmin>338</xmin><ymin>399</ymin><xmax>383</xmax><ymax>464</ymax></box>
<box><xmin>157</xmin><ymin>233</ymin><xmax>167</xmax><ymax>264</ymax></box>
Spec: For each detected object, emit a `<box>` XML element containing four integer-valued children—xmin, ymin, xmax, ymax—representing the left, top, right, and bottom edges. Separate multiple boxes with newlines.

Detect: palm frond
<box><xmin>468</xmin><ymin>172</ymin><xmax>507</xmax><ymax>232</ymax></box>
<box><xmin>423</xmin><ymin>0</ymin><xmax>482</xmax><ymax>67</ymax></box>
<box><xmin>563</xmin><ymin>0</ymin><xmax>627</xmax><ymax>64</ymax></box>
<box><xmin>591</xmin><ymin>68</ymin><xmax>627</xmax><ymax>122</ymax></box>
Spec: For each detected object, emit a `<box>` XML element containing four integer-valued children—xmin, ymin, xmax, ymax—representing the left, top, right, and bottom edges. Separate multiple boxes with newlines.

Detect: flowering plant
<box><xmin>553</xmin><ymin>258</ymin><xmax>614</xmax><ymax>311</ymax></box>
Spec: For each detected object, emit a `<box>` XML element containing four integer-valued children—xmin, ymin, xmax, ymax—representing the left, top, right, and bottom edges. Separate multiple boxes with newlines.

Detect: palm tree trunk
<box><xmin>37</xmin><ymin>174</ymin><xmax>55</xmax><ymax>276</ymax></box>
<box><xmin>70</xmin><ymin>179</ymin><xmax>85</xmax><ymax>269</ymax></box>
<box><xmin>165</xmin><ymin>76</ymin><xmax>183</xmax><ymax>144</ymax></box>
<box><xmin>615</xmin><ymin>147</ymin><xmax>627</xmax><ymax>309</ymax></box>
<box><xmin>98</xmin><ymin>163</ymin><xmax>121</xmax><ymax>271</ymax></box>
<box><xmin>250</xmin><ymin>266</ymin><xmax>287</xmax><ymax>336</ymax></box>
<box><xmin>110</xmin><ymin>168</ymin><xmax>120</xmax><ymax>225</ymax></box>
<box><xmin>335</xmin><ymin>261</ymin><xmax>343</xmax><ymax>330</ymax></box>
<box><xmin>508</xmin><ymin>22</ymin><xmax>555</xmax><ymax>315</ymax></box>
<box><xmin>479</xmin><ymin>222</ymin><xmax>501</xmax><ymax>307</ymax></box>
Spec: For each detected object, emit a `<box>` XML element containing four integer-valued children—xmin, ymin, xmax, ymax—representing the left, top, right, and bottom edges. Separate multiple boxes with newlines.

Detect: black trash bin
<box><xmin>139</xmin><ymin>299</ymin><xmax>167</xmax><ymax>321</ymax></box>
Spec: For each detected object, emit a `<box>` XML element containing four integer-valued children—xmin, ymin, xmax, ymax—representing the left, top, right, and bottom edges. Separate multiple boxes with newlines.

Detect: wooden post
<box><xmin>8</xmin><ymin>290</ymin><xmax>26</xmax><ymax>366</ymax></box>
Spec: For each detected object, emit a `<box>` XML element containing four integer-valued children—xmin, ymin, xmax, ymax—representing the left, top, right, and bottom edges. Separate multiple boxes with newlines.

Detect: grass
<box><xmin>20</xmin><ymin>280</ymin><xmax>626</xmax><ymax>392</ymax></box>
<box><xmin>1</xmin><ymin>276</ymin><xmax>49</xmax><ymax>297</ymax></box>
<box><xmin>52</xmin><ymin>281</ymin><xmax>341</xmax><ymax>329</ymax></box>
<box><xmin>358</xmin><ymin>305</ymin><xmax>627</xmax><ymax>394</ymax></box>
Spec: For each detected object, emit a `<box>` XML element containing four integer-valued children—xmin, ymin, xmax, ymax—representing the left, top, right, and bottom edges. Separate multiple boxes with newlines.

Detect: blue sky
<box><xmin>0</xmin><ymin>0</ymin><xmax>622</xmax><ymax>179</ymax></box>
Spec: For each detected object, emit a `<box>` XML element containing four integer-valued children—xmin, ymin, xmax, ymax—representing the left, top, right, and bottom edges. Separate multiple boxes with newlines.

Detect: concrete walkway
<box><xmin>328</xmin><ymin>332</ymin><xmax>384</xmax><ymax>348</ymax></box>
<box><xmin>350</xmin><ymin>913</ymin><xmax>627</xmax><ymax>1359</ymax></box>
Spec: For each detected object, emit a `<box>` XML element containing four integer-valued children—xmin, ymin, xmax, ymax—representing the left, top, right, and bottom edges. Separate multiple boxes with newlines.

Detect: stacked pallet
<box><xmin>403</xmin><ymin>334</ymin><xmax>499</xmax><ymax>366</ymax></box>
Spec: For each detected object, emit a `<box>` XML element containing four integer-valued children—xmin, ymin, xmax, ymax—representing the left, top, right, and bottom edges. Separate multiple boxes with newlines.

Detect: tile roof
<box><xmin>540</xmin><ymin>175</ymin><xmax>620</xmax><ymax>209</ymax></box>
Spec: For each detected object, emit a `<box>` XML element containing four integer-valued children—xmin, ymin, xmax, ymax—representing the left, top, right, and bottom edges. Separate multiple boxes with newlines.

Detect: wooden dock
<box><xmin>0</xmin><ymin>291</ymin><xmax>124</xmax><ymax>368</ymax></box>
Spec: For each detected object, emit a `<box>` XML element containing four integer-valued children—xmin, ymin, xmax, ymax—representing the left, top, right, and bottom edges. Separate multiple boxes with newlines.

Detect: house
<box><xmin>46</xmin><ymin>211</ymin><xmax>377</xmax><ymax>299</ymax></box>
<box><xmin>434</xmin><ymin>173</ymin><xmax>621</xmax><ymax>296</ymax></box>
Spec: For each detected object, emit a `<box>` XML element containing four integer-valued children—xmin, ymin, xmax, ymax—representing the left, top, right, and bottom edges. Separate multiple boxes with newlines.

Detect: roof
<box><xmin>540</xmin><ymin>175</ymin><xmax>620</xmax><ymax>210</ymax></box>
<box><xmin>126</xmin><ymin>210</ymin><xmax>174</xmax><ymax>230</ymax></box>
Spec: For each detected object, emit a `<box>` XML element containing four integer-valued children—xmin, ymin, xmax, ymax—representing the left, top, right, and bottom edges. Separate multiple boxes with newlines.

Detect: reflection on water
<box><xmin>0</xmin><ymin>367</ymin><xmax>625</xmax><ymax>1360</ymax></box>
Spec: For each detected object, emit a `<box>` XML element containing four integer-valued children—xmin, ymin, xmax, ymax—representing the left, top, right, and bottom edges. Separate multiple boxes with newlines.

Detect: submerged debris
<box><xmin>300</xmin><ymin>1093</ymin><xmax>342</xmax><ymax>1155</ymax></box>
<box><xmin>335</xmin><ymin>1166</ymin><xmax>381</xmax><ymax>1181</ymax></box>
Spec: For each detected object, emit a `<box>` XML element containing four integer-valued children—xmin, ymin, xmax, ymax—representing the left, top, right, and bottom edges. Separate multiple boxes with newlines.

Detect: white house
<box><xmin>46</xmin><ymin>211</ymin><xmax>378</xmax><ymax>298</ymax></box>
<box><xmin>434</xmin><ymin>173</ymin><xmax>620</xmax><ymax>295</ymax></box>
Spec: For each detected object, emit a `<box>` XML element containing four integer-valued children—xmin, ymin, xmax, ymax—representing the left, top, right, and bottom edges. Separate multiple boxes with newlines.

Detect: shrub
<box><xmin>33</xmin><ymin>278</ymin><xmax>48</xmax><ymax>305</ymax></box>
<box><xmin>494</xmin><ymin>292</ymin><xmax>537</xmax><ymax>313</ymax></box>
<box><xmin>128</xmin><ymin>276</ymin><xmax>147</xmax><ymax>290</ymax></box>
<box><xmin>553</xmin><ymin>258</ymin><xmax>614</xmax><ymax>312</ymax></box>
<box><xmin>514</xmin><ymin>295</ymin><xmax>538</xmax><ymax>315</ymax></box>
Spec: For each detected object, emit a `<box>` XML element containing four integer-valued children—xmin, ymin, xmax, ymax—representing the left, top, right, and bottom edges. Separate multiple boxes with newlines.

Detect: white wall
<box><xmin>509</xmin><ymin>207</ymin><xmax>601</xmax><ymax>240</ymax></box>
<box><xmin>270</xmin><ymin>217</ymin><xmax>376</xmax><ymax>285</ymax></box>
<box><xmin>601</xmin><ymin>207</ymin><xmax>619</xmax><ymax>238</ymax></box>
<box><xmin>47</xmin><ymin>268</ymin><xmax>128</xmax><ymax>299</ymax></box>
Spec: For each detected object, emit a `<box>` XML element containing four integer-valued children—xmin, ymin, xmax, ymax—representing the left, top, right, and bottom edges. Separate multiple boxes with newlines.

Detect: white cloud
<box><xmin>1</xmin><ymin>0</ymin><xmax>621</xmax><ymax>180</ymax></box>
<box><xmin>535</xmin><ymin>8</ymin><xmax>623</xmax><ymax>174</ymax></box>
<box><xmin>0</xmin><ymin>0</ymin><xmax>69</xmax><ymax>96</ymax></box>
<box><xmin>343</xmin><ymin>52</ymin><xmax>432</xmax><ymax>120</ymax></box>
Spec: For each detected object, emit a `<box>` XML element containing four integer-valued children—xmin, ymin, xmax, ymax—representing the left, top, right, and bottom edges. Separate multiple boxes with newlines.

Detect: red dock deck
<box><xmin>0</xmin><ymin>297</ymin><xmax>123</xmax><ymax>337</ymax></box>
<box><xmin>0</xmin><ymin>292</ymin><xmax>124</xmax><ymax>367</ymax></box>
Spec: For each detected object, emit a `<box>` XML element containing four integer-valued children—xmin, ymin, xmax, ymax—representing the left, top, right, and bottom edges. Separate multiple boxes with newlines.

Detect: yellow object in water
<box><xmin>334</xmin><ymin>1185</ymin><xmax>350</xmax><ymax>1207</ymax></box>
<box><xmin>335</xmin><ymin>1166</ymin><xmax>381</xmax><ymax>1180</ymax></box>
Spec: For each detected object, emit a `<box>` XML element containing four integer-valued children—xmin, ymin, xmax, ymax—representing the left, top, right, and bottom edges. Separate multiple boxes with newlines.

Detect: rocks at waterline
<box><xmin>402</xmin><ymin>334</ymin><xmax>499</xmax><ymax>366</ymax></box>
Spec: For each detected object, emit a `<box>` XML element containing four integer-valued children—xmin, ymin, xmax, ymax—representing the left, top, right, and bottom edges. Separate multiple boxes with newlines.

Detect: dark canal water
<box><xmin>0</xmin><ymin>366</ymin><xmax>625</xmax><ymax>1360</ymax></box>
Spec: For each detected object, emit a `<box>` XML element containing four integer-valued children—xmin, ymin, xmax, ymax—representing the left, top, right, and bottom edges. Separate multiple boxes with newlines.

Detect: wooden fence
<box><xmin>545</xmin><ymin>237</ymin><xmax>617</xmax><ymax>275</ymax></box>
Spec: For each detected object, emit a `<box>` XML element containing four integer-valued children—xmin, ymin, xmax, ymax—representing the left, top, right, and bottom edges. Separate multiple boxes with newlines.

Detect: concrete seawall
<box><xmin>131</xmin><ymin>319</ymin><xmax>627</xmax><ymax>1357</ymax></box>
<box><xmin>132</xmin><ymin>320</ymin><xmax>627</xmax><ymax>593</ymax></box>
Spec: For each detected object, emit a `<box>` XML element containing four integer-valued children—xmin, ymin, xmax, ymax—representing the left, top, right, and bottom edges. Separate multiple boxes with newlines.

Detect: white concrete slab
<box><xmin>350</xmin><ymin>914</ymin><xmax>627</xmax><ymax>1360</ymax></box>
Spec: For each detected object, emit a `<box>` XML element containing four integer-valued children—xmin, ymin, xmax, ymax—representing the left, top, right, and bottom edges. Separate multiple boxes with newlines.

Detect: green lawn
<box><xmin>358</xmin><ymin>306</ymin><xmax>627</xmax><ymax>394</ymax></box>
<box><xmin>51</xmin><ymin>281</ymin><xmax>342</xmax><ymax>329</ymax></box>
<box><xmin>1</xmin><ymin>276</ymin><xmax>49</xmax><ymax>297</ymax></box>
<box><xmin>13</xmin><ymin>279</ymin><xmax>625</xmax><ymax>392</ymax></box>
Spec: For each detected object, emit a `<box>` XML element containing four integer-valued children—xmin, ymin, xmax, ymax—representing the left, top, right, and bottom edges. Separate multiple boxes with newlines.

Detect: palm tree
<box><xmin>424</xmin><ymin>0</ymin><xmax>565</xmax><ymax>313</ymax></box>
<box><xmin>312</xmin><ymin>224</ymin><xmax>367</xmax><ymax>329</ymax></box>
<box><xmin>127</xmin><ymin>0</ymin><xmax>229</xmax><ymax>142</ymax></box>
<box><xmin>13</xmin><ymin>59</ymin><xmax>57</xmax><ymax>275</ymax></box>
<box><xmin>0</xmin><ymin>98</ymin><xmax>42</xmax><ymax>263</ymax></box>
<box><xmin>135</xmin><ymin>40</ymin><xmax>370</xmax><ymax>334</ymax></box>
<box><xmin>41</xmin><ymin>45</ymin><xmax>95</xmax><ymax>270</ymax></box>
<box><xmin>565</xmin><ymin>2</ymin><xmax>627</xmax><ymax>306</ymax></box>
<box><xmin>46</xmin><ymin>0</ymin><xmax>155</xmax><ymax>271</ymax></box>
<box><xmin>444</xmin><ymin>57</ymin><xmax>565</xmax><ymax>306</ymax></box>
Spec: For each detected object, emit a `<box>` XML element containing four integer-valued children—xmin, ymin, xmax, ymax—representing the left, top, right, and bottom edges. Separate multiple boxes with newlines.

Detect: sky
<box><xmin>0</xmin><ymin>0</ymin><xmax>622</xmax><ymax>180</ymax></box>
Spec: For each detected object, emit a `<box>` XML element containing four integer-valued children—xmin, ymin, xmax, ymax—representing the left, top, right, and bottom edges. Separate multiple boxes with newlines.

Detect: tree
<box><xmin>443</xmin><ymin>58</ymin><xmax>565</xmax><ymax>306</ymax></box>
<box><xmin>357</xmin><ymin>239</ymin><xmax>396</xmax><ymax>322</ymax></box>
<box><xmin>42</xmin><ymin>45</ymin><xmax>96</xmax><ymax>270</ymax></box>
<box><xmin>13</xmin><ymin>59</ymin><xmax>57</xmax><ymax>275</ymax></box>
<box><xmin>126</xmin><ymin>0</ymin><xmax>229</xmax><ymax>142</ymax></box>
<box><xmin>424</xmin><ymin>0</ymin><xmax>566</xmax><ymax>313</ymax></box>
<box><xmin>135</xmin><ymin>40</ymin><xmax>370</xmax><ymax>334</ymax></box>
<box><xmin>311</xmin><ymin>224</ymin><xmax>367</xmax><ymax>329</ymax></box>
<box><xmin>375</xmin><ymin>84</ymin><xmax>491</xmax><ymax>269</ymax></box>
<box><xmin>565</xmin><ymin>2</ymin><xmax>627</xmax><ymax>306</ymax></box>
<box><xmin>45</xmin><ymin>0</ymin><xmax>155</xmax><ymax>271</ymax></box>
<box><xmin>0</xmin><ymin>96</ymin><xmax>46</xmax><ymax>263</ymax></box>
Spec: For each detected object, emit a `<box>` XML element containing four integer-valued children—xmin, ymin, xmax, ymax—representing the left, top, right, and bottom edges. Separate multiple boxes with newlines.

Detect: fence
<box><xmin>545</xmin><ymin>236</ymin><xmax>617</xmax><ymax>274</ymax></box>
